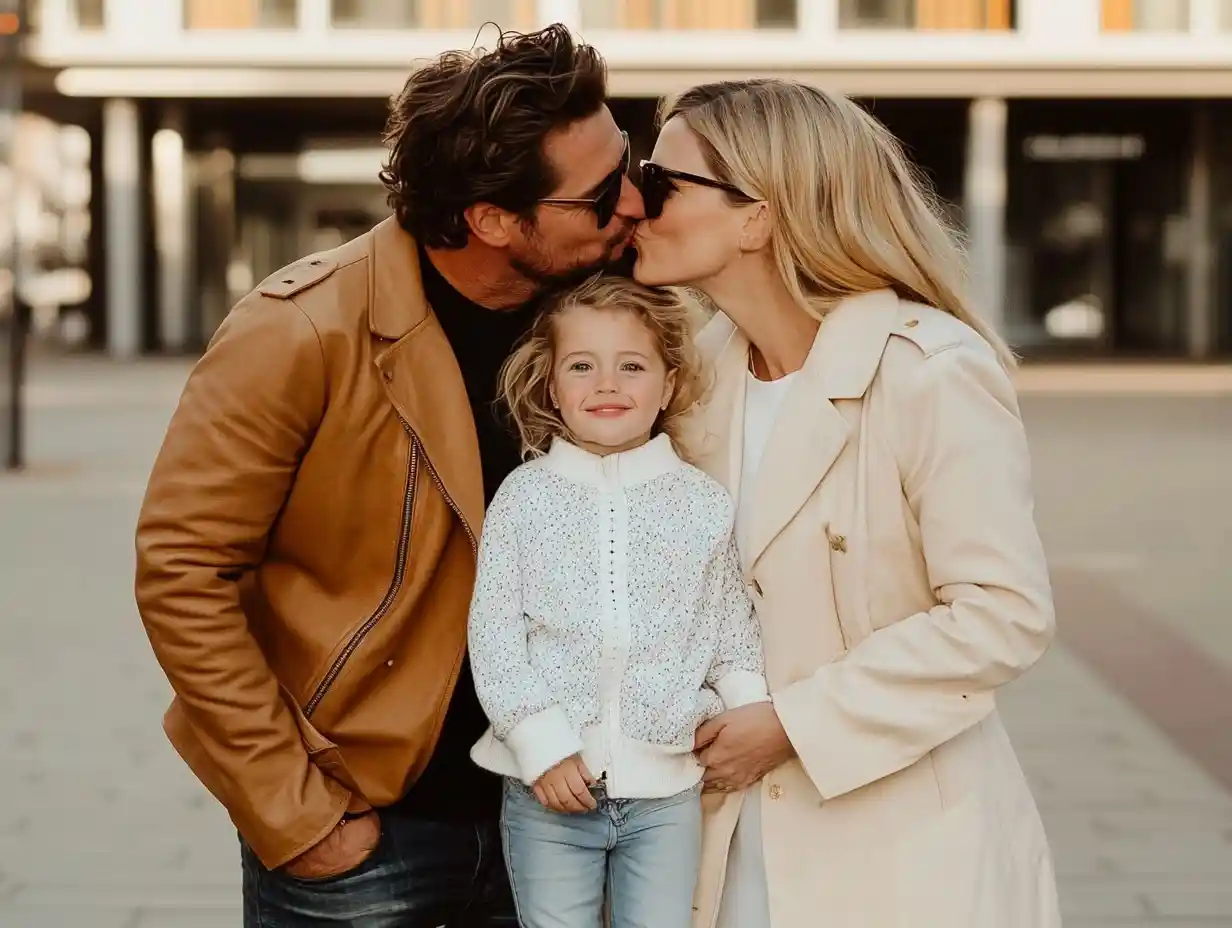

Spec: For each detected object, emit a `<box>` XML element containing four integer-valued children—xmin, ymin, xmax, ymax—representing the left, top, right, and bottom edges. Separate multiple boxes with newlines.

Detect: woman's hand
<box><xmin>534</xmin><ymin>754</ymin><xmax>598</xmax><ymax>813</ymax></box>
<box><xmin>695</xmin><ymin>702</ymin><xmax>795</xmax><ymax>793</ymax></box>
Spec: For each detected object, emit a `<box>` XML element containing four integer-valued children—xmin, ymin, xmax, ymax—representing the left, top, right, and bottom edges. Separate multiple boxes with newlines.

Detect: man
<box><xmin>135</xmin><ymin>24</ymin><xmax>644</xmax><ymax>926</ymax></box>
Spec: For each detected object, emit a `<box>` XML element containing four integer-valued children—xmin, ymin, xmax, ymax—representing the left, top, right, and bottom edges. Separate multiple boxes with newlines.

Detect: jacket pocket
<box><xmin>280</xmin><ymin>683</ymin><xmax>359</xmax><ymax>793</ymax></box>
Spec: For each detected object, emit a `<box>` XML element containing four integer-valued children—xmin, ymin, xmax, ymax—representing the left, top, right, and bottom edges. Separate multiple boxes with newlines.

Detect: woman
<box><xmin>632</xmin><ymin>79</ymin><xmax>1061</xmax><ymax>928</ymax></box>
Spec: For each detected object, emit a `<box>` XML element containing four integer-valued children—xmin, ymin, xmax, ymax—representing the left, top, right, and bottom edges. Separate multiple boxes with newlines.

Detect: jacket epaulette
<box><xmin>889</xmin><ymin>302</ymin><xmax>967</xmax><ymax>359</ymax></box>
<box><xmin>258</xmin><ymin>255</ymin><xmax>339</xmax><ymax>300</ymax></box>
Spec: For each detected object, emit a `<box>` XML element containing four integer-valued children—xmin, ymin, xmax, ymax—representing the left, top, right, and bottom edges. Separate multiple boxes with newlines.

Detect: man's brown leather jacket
<box><xmin>135</xmin><ymin>218</ymin><xmax>486</xmax><ymax>869</ymax></box>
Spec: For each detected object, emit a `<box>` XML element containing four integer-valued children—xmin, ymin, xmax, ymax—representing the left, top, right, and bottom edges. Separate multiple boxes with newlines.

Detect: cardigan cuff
<box><xmin>504</xmin><ymin>705</ymin><xmax>585</xmax><ymax>784</ymax></box>
<box><xmin>714</xmin><ymin>670</ymin><xmax>771</xmax><ymax>710</ymax></box>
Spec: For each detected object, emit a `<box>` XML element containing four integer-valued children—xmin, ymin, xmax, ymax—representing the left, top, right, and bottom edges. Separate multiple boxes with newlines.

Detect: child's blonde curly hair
<box><xmin>499</xmin><ymin>274</ymin><xmax>709</xmax><ymax>460</ymax></box>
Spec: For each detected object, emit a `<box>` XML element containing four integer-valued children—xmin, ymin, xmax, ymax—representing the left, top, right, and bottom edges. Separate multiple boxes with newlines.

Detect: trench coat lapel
<box><xmin>741</xmin><ymin>289</ymin><xmax>902</xmax><ymax>572</ymax></box>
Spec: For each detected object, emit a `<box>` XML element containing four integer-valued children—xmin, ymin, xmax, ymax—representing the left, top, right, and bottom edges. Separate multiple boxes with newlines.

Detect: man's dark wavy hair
<box><xmin>379</xmin><ymin>24</ymin><xmax>608</xmax><ymax>249</ymax></box>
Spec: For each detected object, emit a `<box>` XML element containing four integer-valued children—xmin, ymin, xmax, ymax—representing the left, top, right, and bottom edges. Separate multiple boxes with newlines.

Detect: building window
<box><xmin>332</xmin><ymin>0</ymin><xmax>416</xmax><ymax>28</ymax></box>
<box><xmin>71</xmin><ymin>0</ymin><xmax>105</xmax><ymax>29</ymax></box>
<box><xmin>581</xmin><ymin>0</ymin><xmax>797</xmax><ymax>29</ymax></box>
<box><xmin>184</xmin><ymin>0</ymin><xmax>298</xmax><ymax>29</ymax></box>
<box><xmin>1101</xmin><ymin>0</ymin><xmax>1191</xmax><ymax>31</ymax></box>
<box><xmin>840</xmin><ymin>0</ymin><xmax>913</xmax><ymax>28</ymax></box>
<box><xmin>839</xmin><ymin>0</ymin><xmax>1013</xmax><ymax>29</ymax></box>
<box><xmin>331</xmin><ymin>0</ymin><xmax>535</xmax><ymax>28</ymax></box>
<box><xmin>757</xmin><ymin>0</ymin><xmax>797</xmax><ymax>28</ymax></box>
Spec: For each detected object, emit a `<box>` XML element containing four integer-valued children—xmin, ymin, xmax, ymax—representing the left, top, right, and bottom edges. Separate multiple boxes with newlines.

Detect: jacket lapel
<box><xmin>368</xmin><ymin>220</ymin><xmax>485</xmax><ymax>541</ymax></box>
<box><xmin>742</xmin><ymin>289</ymin><xmax>902</xmax><ymax>571</ymax></box>
<box><xmin>741</xmin><ymin>356</ymin><xmax>849</xmax><ymax>572</ymax></box>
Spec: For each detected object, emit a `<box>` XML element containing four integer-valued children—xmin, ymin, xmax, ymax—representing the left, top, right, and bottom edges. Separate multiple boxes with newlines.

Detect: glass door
<box><xmin>1006</xmin><ymin>101</ymin><xmax>1190</xmax><ymax>357</ymax></box>
<box><xmin>1017</xmin><ymin>160</ymin><xmax>1116</xmax><ymax>352</ymax></box>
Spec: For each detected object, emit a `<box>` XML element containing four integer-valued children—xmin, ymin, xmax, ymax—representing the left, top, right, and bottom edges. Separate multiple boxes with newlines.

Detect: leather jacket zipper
<box><xmin>422</xmin><ymin>450</ymin><xmax>477</xmax><ymax>555</ymax></box>
<box><xmin>305</xmin><ymin>426</ymin><xmax>419</xmax><ymax>718</ymax></box>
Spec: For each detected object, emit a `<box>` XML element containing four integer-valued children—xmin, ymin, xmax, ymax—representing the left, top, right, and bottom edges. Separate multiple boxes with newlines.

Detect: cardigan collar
<box><xmin>543</xmin><ymin>433</ymin><xmax>681</xmax><ymax>489</ymax></box>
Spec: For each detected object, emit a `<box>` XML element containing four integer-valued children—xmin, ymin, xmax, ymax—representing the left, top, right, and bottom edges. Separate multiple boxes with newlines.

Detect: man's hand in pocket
<box><xmin>282</xmin><ymin>811</ymin><xmax>380</xmax><ymax>880</ymax></box>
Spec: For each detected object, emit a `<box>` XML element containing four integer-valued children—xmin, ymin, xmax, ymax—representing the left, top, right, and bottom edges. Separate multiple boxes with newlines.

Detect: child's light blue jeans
<box><xmin>500</xmin><ymin>777</ymin><xmax>702</xmax><ymax>928</ymax></box>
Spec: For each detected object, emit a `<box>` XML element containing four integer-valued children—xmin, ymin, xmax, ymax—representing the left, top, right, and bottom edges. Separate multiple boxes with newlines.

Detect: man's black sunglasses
<box><xmin>537</xmin><ymin>130</ymin><xmax>631</xmax><ymax>228</ymax></box>
<box><xmin>638</xmin><ymin>160</ymin><xmax>759</xmax><ymax>220</ymax></box>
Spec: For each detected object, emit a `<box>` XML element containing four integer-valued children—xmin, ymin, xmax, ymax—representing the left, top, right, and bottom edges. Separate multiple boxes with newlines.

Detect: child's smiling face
<box><xmin>549</xmin><ymin>303</ymin><xmax>676</xmax><ymax>456</ymax></box>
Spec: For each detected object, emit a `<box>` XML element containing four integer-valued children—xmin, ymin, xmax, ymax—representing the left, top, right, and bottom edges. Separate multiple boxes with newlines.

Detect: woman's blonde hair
<box><xmin>662</xmin><ymin>79</ymin><xmax>1016</xmax><ymax>369</ymax></box>
<box><xmin>499</xmin><ymin>274</ymin><xmax>708</xmax><ymax>459</ymax></box>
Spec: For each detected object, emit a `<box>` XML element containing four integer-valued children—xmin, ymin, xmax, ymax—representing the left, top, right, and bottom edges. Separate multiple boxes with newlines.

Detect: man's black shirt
<box><xmin>397</xmin><ymin>248</ymin><xmax>539</xmax><ymax>820</ymax></box>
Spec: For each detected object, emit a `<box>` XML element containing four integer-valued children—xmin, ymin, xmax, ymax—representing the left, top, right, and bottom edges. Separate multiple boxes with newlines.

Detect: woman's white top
<box><xmin>719</xmin><ymin>369</ymin><xmax>799</xmax><ymax>928</ymax></box>
<box><xmin>468</xmin><ymin>433</ymin><xmax>770</xmax><ymax>799</ymax></box>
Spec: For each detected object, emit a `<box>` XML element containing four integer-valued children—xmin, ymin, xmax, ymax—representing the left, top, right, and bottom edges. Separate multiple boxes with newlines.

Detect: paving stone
<box><xmin>131</xmin><ymin>911</ymin><xmax>242</xmax><ymax>928</ymax></box>
<box><xmin>1066</xmin><ymin>922</ymin><xmax>1232</xmax><ymax>928</ymax></box>
<box><xmin>1143</xmin><ymin>889</ymin><xmax>1232</xmax><ymax>919</ymax></box>
<box><xmin>0</xmin><ymin>904</ymin><xmax>136</xmax><ymax>928</ymax></box>
<box><xmin>1057</xmin><ymin>883</ymin><xmax>1154</xmax><ymax>918</ymax></box>
<box><xmin>11</xmin><ymin>882</ymin><xmax>238</xmax><ymax>909</ymax></box>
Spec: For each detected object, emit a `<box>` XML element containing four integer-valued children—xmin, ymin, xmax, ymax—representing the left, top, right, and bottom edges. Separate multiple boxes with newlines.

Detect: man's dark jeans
<box><xmin>241</xmin><ymin>805</ymin><xmax>517</xmax><ymax>927</ymax></box>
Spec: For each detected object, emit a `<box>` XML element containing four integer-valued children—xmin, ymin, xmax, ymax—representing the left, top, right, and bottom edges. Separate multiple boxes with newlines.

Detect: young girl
<box><xmin>467</xmin><ymin>274</ymin><xmax>768</xmax><ymax>928</ymax></box>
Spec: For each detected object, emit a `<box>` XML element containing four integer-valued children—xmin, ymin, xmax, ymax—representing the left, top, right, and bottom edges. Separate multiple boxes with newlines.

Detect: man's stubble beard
<box><xmin>511</xmin><ymin>224</ymin><xmax>638</xmax><ymax>296</ymax></box>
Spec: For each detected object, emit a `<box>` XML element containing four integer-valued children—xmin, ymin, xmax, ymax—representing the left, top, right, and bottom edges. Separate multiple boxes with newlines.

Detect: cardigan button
<box><xmin>747</xmin><ymin>579</ymin><xmax>763</xmax><ymax>597</ymax></box>
<box><xmin>769</xmin><ymin>784</ymin><xmax>783</xmax><ymax>800</ymax></box>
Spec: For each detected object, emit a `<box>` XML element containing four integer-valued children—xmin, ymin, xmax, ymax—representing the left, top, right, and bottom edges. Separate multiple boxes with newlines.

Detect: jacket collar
<box><xmin>700</xmin><ymin>288</ymin><xmax>900</xmax><ymax>403</ymax></box>
<box><xmin>692</xmin><ymin>288</ymin><xmax>901</xmax><ymax>573</ymax></box>
<box><xmin>367</xmin><ymin>217</ymin><xmax>432</xmax><ymax>340</ymax></box>
<box><xmin>366</xmin><ymin>217</ymin><xmax>485</xmax><ymax>539</ymax></box>
<box><xmin>542</xmin><ymin>434</ymin><xmax>682</xmax><ymax>490</ymax></box>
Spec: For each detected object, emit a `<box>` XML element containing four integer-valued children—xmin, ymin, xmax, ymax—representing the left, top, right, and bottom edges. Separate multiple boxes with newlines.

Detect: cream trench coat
<box><xmin>684</xmin><ymin>289</ymin><xmax>1062</xmax><ymax>928</ymax></box>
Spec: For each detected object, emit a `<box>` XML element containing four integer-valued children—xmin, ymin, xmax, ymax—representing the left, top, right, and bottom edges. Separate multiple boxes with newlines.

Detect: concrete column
<box><xmin>1018</xmin><ymin>0</ymin><xmax>1100</xmax><ymax>47</ymax></box>
<box><xmin>197</xmin><ymin>136</ymin><xmax>237</xmax><ymax>344</ymax></box>
<box><xmin>300</xmin><ymin>0</ymin><xmax>330</xmax><ymax>33</ymax></box>
<box><xmin>37</xmin><ymin>0</ymin><xmax>72</xmax><ymax>34</ymax></box>
<box><xmin>538</xmin><ymin>0</ymin><xmax>580</xmax><ymax>29</ymax></box>
<box><xmin>1190</xmin><ymin>0</ymin><xmax>1222</xmax><ymax>32</ymax></box>
<box><xmin>963</xmin><ymin>97</ymin><xmax>1008</xmax><ymax>336</ymax></box>
<box><xmin>800</xmin><ymin>0</ymin><xmax>838</xmax><ymax>38</ymax></box>
<box><xmin>153</xmin><ymin>105</ymin><xmax>192</xmax><ymax>353</ymax></box>
<box><xmin>107</xmin><ymin>0</ymin><xmax>181</xmax><ymax>41</ymax></box>
<box><xmin>1186</xmin><ymin>103</ymin><xmax>1215</xmax><ymax>359</ymax></box>
<box><xmin>103</xmin><ymin>98</ymin><xmax>142</xmax><ymax>359</ymax></box>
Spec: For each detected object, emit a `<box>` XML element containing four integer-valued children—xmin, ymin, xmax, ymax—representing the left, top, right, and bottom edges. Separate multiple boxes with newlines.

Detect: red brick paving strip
<box><xmin>1053</xmin><ymin>567</ymin><xmax>1232</xmax><ymax>793</ymax></box>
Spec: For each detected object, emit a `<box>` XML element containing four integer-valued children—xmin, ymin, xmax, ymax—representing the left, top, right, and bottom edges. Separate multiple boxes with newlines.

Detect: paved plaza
<box><xmin>1</xmin><ymin>355</ymin><xmax>1230</xmax><ymax>927</ymax></box>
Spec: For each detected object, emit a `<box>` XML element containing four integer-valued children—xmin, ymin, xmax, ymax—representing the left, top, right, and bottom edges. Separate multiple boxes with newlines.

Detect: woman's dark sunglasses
<box><xmin>638</xmin><ymin>160</ymin><xmax>759</xmax><ymax>220</ymax></box>
<box><xmin>537</xmin><ymin>131</ymin><xmax>631</xmax><ymax>228</ymax></box>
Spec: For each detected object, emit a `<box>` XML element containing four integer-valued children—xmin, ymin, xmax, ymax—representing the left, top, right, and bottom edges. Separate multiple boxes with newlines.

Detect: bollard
<box><xmin>3</xmin><ymin>296</ymin><xmax>26</xmax><ymax>471</ymax></box>
<box><xmin>0</xmin><ymin>0</ymin><xmax>23</xmax><ymax>471</ymax></box>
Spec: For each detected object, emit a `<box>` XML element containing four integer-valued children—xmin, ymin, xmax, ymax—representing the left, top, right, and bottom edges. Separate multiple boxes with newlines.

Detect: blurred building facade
<box><xmin>13</xmin><ymin>0</ymin><xmax>1232</xmax><ymax>359</ymax></box>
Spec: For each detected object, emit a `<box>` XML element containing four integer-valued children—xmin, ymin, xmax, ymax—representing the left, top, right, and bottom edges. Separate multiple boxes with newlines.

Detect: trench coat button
<box><xmin>904</xmin><ymin>318</ymin><xmax>919</xmax><ymax>328</ymax></box>
<box><xmin>829</xmin><ymin>534</ymin><xmax>847</xmax><ymax>554</ymax></box>
<box><xmin>769</xmin><ymin>784</ymin><xmax>783</xmax><ymax>800</ymax></box>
